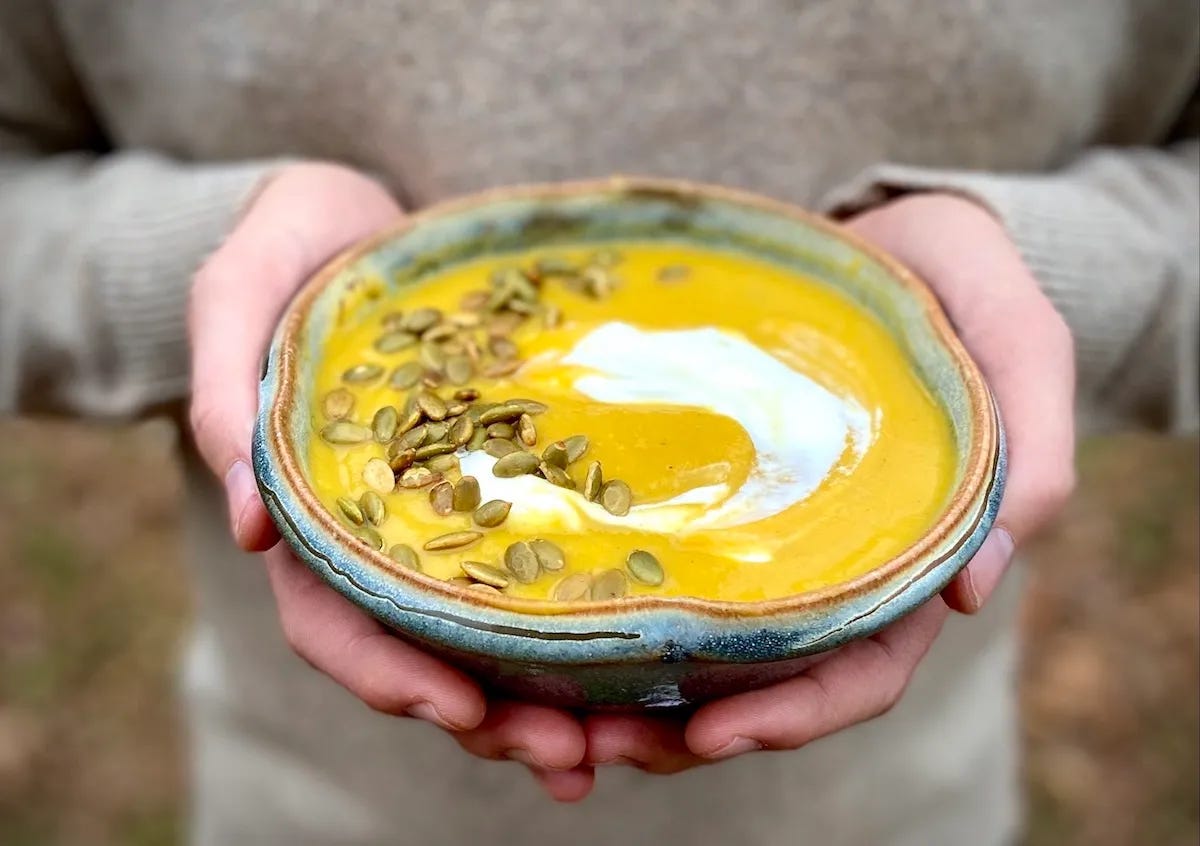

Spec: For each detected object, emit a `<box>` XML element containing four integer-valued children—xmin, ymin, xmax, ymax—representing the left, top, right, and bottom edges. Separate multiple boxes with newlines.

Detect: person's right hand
<box><xmin>187</xmin><ymin>162</ymin><xmax>594</xmax><ymax>801</ymax></box>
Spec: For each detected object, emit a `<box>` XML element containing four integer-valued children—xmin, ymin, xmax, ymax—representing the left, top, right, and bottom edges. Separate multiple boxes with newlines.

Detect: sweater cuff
<box><xmin>820</xmin><ymin>162</ymin><xmax>1199</xmax><ymax>432</ymax></box>
<box><xmin>86</xmin><ymin>158</ymin><xmax>292</xmax><ymax>414</ymax></box>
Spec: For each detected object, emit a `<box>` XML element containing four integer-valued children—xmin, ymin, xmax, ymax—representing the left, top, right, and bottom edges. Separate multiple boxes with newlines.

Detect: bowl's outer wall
<box><xmin>253</xmin><ymin>180</ymin><xmax>1006</xmax><ymax>709</ymax></box>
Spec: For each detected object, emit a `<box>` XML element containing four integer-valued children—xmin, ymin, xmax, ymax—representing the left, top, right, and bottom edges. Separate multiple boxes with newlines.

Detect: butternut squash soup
<box><xmin>307</xmin><ymin>244</ymin><xmax>956</xmax><ymax>602</ymax></box>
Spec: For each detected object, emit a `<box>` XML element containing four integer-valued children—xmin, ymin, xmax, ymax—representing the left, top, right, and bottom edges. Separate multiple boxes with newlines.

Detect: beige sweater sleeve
<box><xmin>0</xmin><ymin>6</ymin><xmax>286</xmax><ymax>417</ymax></box>
<box><xmin>824</xmin><ymin>140</ymin><xmax>1200</xmax><ymax>435</ymax></box>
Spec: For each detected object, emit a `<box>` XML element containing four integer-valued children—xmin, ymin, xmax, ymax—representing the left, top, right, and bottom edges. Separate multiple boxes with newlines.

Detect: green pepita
<box><xmin>449</xmin><ymin>415</ymin><xmax>475</xmax><ymax>447</ymax></box>
<box><xmin>461</xmin><ymin>561</ymin><xmax>510</xmax><ymax>590</ymax></box>
<box><xmin>424</xmin><ymin>530</ymin><xmax>482</xmax><ymax>552</ymax></box>
<box><xmin>591</xmin><ymin>568</ymin><xmax>628</xmax><ymax>600</ymax></box>
<box><xmin>626</xmin><ymin>550</ymin><xmax>664</xmax><ymax>586</ymax></box>
<box><xmin>322</xmin><ymin>388</ymin><xmax>356</xmax><ymax>420</ymax></box>
<box><xmin>389</xmin><ymin>361</ymin><xmax>424</xmax><ymax>390</ymax></box>
<box><xmin>563</xmin><ymin>435</ymin><xmax>589</xmax><ymax>463</ymax></box>
<box><xmin>388</xmin><ymin>544</ymin><xmax>421</xmax><ymax>571</ymax></box>
<box><xmin>374</xmin><ymin>330</ymin><xmax>419</xmax><ymax>353</ymax></box>
<box><xmin>452</xmin><ymin>476</ymin><xmax>481</xmax><ymax>512</ymax></box>
<box><xmin>414</xmin><ymin>442</ymin><xmax>456</xmax><ymax>461</ymax></box>
<box><xmin>478</xmin><ymin>404</ymin><xmax>524</xmax><ymax>426</ymax></box>
<box><xmin>359</xmin><ymin>491</ymin><xmax>387</xmax><ymax>526</ymax></box>
<box><xmin>486</xmin><ymin>422</ymin><xmax>515</xmax><ymax>440</ymax></box>
<box><xmin>372</xmin><ymin>405</ymin><xmax>399</xmax><ymax>443</ymax></box>
<box><xmin>343</xmin><ymin>363</ymin><xmax>384</xmax><ymax>384</ymax></box>
<box><xmin>503</xmin><ymin>542</ymin><xmax>541</xmax><ymax>584</ymax></box>
<box><xmin>402</xmin><ymin>307</ymin><xmax>442</xmax><ymax>335</ymax></box>
<box><xmin>600</xmin><ymin>480</ymin><xmax>632</xmax><ymax>516</ymax></box>
<box><xmin>541</xmin><ymin>441</ymin><xmax>569</xmax><ymax>469</ymax></box>
<box><xmin>429</xmin><ymin>481</ymin><xmax>454</xmax><ymax>516</ymax></box>
<box><xmin>352</xmin><ymin>525</ymin><xmax>384</xmax><ymax>551</ymax></box>
<box><xmin>416</xmin><ymin>391</ymin><xmax>448</xmax><ymax>421</ymax></box>
<box><xmin>493</xmin><ymin>451</ymin><xmax>539</xmax><ymax>477</ymax></box>
<box><xmin>446</xmin><ymin>355</ymin><xmax>473</xmax><ymax>385</ymax></box>
<box><xmin>425</xmin><ymin>453</ymin><xmax>460</xmax><ymax>475</ymax></box>
<box><xmin>362</xmin><ymin>457</ymin><xmax>396</xmax><ymax>493</ymax></box>
<box><xmin>398</xmin><ymin>466</ymin><xmax>439</xmax><ymax>489</ymax></box>
<box><xmin>483</xmin><ymin>438</ymin><xmax>519</xmax><ymax>459</ymax></box>
<box><xmin>516</xmin><ymin>414</ymin><xmax>537</xmax><ymax>447</ymax></box>
<box><xmin>321</xmin><ymin>422</ymin><xmax>372</xmax><ymax>445</ymax></box>
<box><xmin>539</xmin><ymin>461</ymin><xmax>575</xmax><ymax>489</ymax></box>
<box><xmin>336</xmin><ymin>496</ymin><xmax>364</xmax><ymax>525</ymax></box>
<box><xmin>583</xmin><ymin>461</ymin><xmax>603</xmax><ymax>502</ymax></box>
<box><xmin>553</xmin><ymin>573</ymin><xmax>592</xmax><ymax>602</ymax></box>
<box><xmin>473</xmin><ymin>499</ymin><xmax>511</xmax><ymax>528</ymax></box>
<box><xmin>529</xmin><ymin>539</ymin><xmax>565</xmax><ymax>572</ymax></box>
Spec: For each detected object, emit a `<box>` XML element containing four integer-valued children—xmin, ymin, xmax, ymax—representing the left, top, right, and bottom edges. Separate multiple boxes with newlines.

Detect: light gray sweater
<box><xmin>1</xmin><ymin>3</ymin><xmax>1197</xmax><ymax>844</ymax></box>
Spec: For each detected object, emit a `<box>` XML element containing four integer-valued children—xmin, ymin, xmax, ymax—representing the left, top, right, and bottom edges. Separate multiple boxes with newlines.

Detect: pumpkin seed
<box><xmin>396</xmin><ymin>425</ymin><xmax>428</xmax><ymax>450</ymax></box>
<box><xmin>352</xmin><ymin>525</ymin><xmax>384</xmax><ymax>550</ymax></box>
<box><xmin>424</xmin><ymin>530</ymin><xmax>482</xmax><ymax>552</ymax></box>
<box><xmin>473</xmin><ymin>499</ymin><xmax>511</xmax><ymax>528</ymax></box>
<box><xmin>449</xmin><ymin>577</ymin><xmax>474</xmax><ymax>588</ymax></box>
<box><xmin>399</xmin><ymin>466</ymin><xmax>439</xmax><ymax>489</ymax></box>
<box><xmin>359</xmin><ymin>491</ymin><xmax>387</xmax><ymax>526</ymax></box>
<box><xmin>419</xmin><ymin>341</ymin><xmax>447</xmax><ymax>373</ymax></box>
<box><xmin>425</xmin><ymin>454</ymin><xmax>460</xmax><ymax>475</ymax></box>
<box><xmin>516</xmin><ymin>414</ymin><xmax>537</xmax><ymax>447</ymax></box>
<box><xmin>389</xmin><ymin>361</ymin><xmax>424</xmax><ymax>390</ymax></box>
<box><xmin>539</xmin><ymin>461</ymin><xmax>575</xmax><ymax>489</ymax></box>
<box><xmin>591</xmin><ymin>568</ymin><xmax>628</xmax><ymax>600</ymax></box>
<box><xmin>454</xmin><ymin>387</ymin><xmax>480</xmax><ymax>402</ymax></box>
<box><xmin>423</xmin><ymin>323</ymin><xmax>458</xmax><ymax>343</ymax></box>
<box><xmin>374</xmin><ymin>330</ymin><xmax>419</xmax><ymax>353</ymax></box>
<box><xmin>626</xmin><ymin>550</ymin><xmax>664</xmax><ymax>586</ymax></box>
<box><xmin>402</xmin><ymin>307</ymin><xmax>442</xmax><ymax>334</ymax></box>
<box><xmin>467</xmin><ymin>402</ymin><xmax>497</xmax><ymax>422</ymax></box>
<box><xmin>486</xmin><ymin>422</ymin><xmax>515</xmax><ymax>440</ymax></box>
<box><xmin>429</xmin><ymin>481</ymin><xmax>454</xmax><ymax>516</ymax></box>
<box><xmin>449</xmin><ymin>415</ymin><xmax>474</xmax><ymax>447</ymax></box>
<box><xmin>541</xmin><ymin>441</ymin><xmax>569</xmax><ymax>469</ymax></box>
<box><xmin>343</xmin><ymin>363</ymin><xmax>384</xmax><ymax>384</ymax></box>
<box><xmin>372</xmin><ymin>406</ymin><xmax>399</xmax><ymax>443</ymax></box>
<box><xmin>388</xmin><ymin>544</ymin><xmax>421</xmax><ymax>571</ymax></box>
<box><xmin>487</xmin><ymin>311</ymin><xmax>525</xmax><ymax>336</ymax></box>
<box><xmin>380</xmin><ymin>311</ymin><xmax>406</xmax><ymax>331</ymax></box>
<box><xmin>488</xmin><ymin>336</ymin><xmax>519</xmax><ymax>360</ymax></box>
<box><xmin>563</xmin><ymin>435</ymin><xmax>589</xmax><ymax>463</ymax></box>
<box><xmin>506</xmin><ymin>299</ymin><xmax>538</xmax><ymax>316</ymax></box>
<box><xmin>583</xmin><ymin>461</ymin><xmax>603</xmax><ymax>502</ymax></box>
<box><xmin>336</xmin><ymin>496</ymin><xmax>365</xmax><ymax>525</ymax></box>
<box><xmin>542</xmin><ymin>304</ymin><xmax>562</xmax><ymax>329</ymax></box>
<box><xmin>362</xmin><ymin>457</ymin><xmax>396</xmax><ymax>493</ymax></box>
<box><xmin>461</xmin><ymin>561</ymin><xmax>510</xmax><ymax>589</ymax></box>
<box><xmin>464</xmin><ymin>337</ymin><xmax>484</xmax><ymax>365</ymax></box>
<box><xmin>493</xmin><ymin>451</ymin><xmax>539</xmax><ymax>477</ymax></box>
<box><xmin>460</xmin><ymin>290</ymin><xmax>490</xmax><ymax>312</ymax></box>
<box><xmin>322</xmin><ymin>388</ymin><xmax>356</xmax><ymax>420</ymax></box>
<box><xmin>321</xmin><ymin>422</ymin><xmax>372</xmax><ymax>445</ymax></box>
<box><xmin>529</xmin><ymin>539</ymin><xmax>565</xmax><ymax>572</ymax></box>
<box><xmin>600</xmin><ymin>480</ymin><xmax>632</xmax><ymax>516</ymax></box>
<box><xmin>483</xmin><ymin>359</ymin><xmax>524</xmax><ymax>378</ymax></box>
<box><xmin>503</xmin><ymin>542</ymin><xmax>540</xmax><ymax>584</ymax></box>
<box><xmin>416</xmin><ymin>391</ymin><xmax>448</xmax><ymax>421</ymax></box>
<box><xmin>535</xmin><ymin>256</ymin><xmax>574</xmax><ymax>276</ymax></box>
<box><xmin>657</xmin><ymin>264</ymin><xmax>691</xmax><ymax>283</ymax></box>
<box><xmin>414</xmin><ymin>442</ymin><xmax>456</xmax><ymax>461</ymax></box>
<box><xmin>467</xmin><ymin>427</ymin><xmax>489</xmax><ymax>451</ymax></box>
<box><xmin>590</xmin><ymin>249</ymin><xmax>622</xmax><ymax>267</ymax></box>
<box><xmin>478</xmin><ymin>404</ymin><xmax>524</xmax><ymax>426</ymax></box>
<box><xmin>506</xmin><ymin>399</ymin><xmax>548</xmax><ymax>415</ymax></box>
<box><xmin>483</xmin><ymin>438</ymin><xmax>519</xmax><ymax>459</ymax></box>
<box><xmin>425</xmin><ymin>421</ymin><xmax>450</xmax><ymax>443</ymax></box>
<box><xmin>553</xmin><ymin>573</ymin><xmax>592</xmax><ymax>602</ymax></box>
<box><xmin>446</xmin><ymin>355</ymin><xmax>473</xmax><ymax>385</ymax></box>
<box><xmin>580</xmin><ymin>267</ymin><xmax>614</xmax><ymax>298</ymax></box>
<box><xmin>397</xmin><ymin>404</ymin><xmax>424</xmax><ymax>435</ymax></box>
<box><xmin>386</xmin><ymin>446</ymin><xmax>417</xmax><ymax>473</ymax></box>
<box><xmin>452</xmin><ymin>476</ymin><xmax>481</xmax><ymax>512</ymax></box>
<box><xmin>468</xmin><ymin>582</ymin><xmax>501</xmax><ymax>594</ymax></box>
<box><xmin>444</xmin><ymin>401</ymin><xmax>469</xmax><ymax>417</ymax></box>
<box><xmin>450</xmin><ymin>311</ymin><xmax>482</xmax><ymax>329</ymax></box>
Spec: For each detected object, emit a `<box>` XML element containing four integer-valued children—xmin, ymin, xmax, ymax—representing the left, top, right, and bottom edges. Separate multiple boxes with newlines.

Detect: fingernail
<box><xmin>224</xmin><ymin>460</ymin><xmax>256</xmax><ymax>538</ymax></box>
<box><xmin>703</xmin><ymin>736</ymin><xmax>762</xmax><ymax>760</ymax></box>
<box><xmin>971</xmin><ymin>527</ymin><xmax>1016</xmax><ymax>609</ymax></box>
<box><xmin>405</xmin><ymin>701</ymin><xmax>455</xmax><ymax>730</ymax></box>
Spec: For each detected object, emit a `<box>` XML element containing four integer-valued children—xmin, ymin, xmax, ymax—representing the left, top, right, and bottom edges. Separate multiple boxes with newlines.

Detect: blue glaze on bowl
<box><xmin>253</xmin><ymin>178</ymin><xmax>1006</xmax><ymax>710</ymax></box>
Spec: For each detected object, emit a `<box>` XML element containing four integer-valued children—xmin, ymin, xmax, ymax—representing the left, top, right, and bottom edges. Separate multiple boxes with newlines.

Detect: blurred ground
<box><xmin>0</xmin><ymin>420</ymin><xmax>1195</xmax><ymax>846</ymax></box>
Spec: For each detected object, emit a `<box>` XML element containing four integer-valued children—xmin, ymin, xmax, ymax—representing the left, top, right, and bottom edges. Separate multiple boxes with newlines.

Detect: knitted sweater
<box><xmin>1</xmin><ymin>3</ymin><xmax>1196</xmax><ymax>844</ymax></box>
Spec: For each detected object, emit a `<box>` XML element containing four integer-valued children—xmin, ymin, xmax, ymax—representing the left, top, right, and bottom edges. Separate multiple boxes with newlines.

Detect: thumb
<box><xmin>188</xmin><ymin>163</ymin><xmax>401</xmax><ymax>550</ymax></box>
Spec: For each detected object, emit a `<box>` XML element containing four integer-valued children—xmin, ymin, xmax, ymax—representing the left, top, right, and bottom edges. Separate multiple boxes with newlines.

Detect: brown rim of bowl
<box><xmin>265</xmin><ymin>176</ymin><xmax>999</xmax><ymax>620</ymax></box>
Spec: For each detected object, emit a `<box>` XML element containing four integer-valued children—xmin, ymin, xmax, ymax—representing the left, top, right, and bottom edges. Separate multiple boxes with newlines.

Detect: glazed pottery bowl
<box><xmin>253</xmin><ymin>178</ymin><xmax>1005</xmax><ymax>710</ymax></box>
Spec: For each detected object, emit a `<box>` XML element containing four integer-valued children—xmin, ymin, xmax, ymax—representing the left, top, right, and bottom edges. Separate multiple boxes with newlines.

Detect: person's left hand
<box><xmin>580</xmin><ymin>192</ymin><xmax>1077</xmax><ymax>774</ymax></box>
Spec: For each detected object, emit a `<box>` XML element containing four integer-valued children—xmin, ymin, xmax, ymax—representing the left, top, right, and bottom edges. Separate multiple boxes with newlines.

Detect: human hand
<box><xmin>187</xmin><ymin>163</ymin><xmax>593</xmax><ymax>800</ymax></box>
<box><xmin>583</xmin><ymin>192</ymin><xmax>1077</xmax><ymax>772</ymax></box>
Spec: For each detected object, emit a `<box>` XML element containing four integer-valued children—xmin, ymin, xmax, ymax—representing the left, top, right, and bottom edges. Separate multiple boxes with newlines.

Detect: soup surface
<box><xmin>306</xmin><ymin>243</ymin><xmax>956</xmax><ymax>602</ymax></box>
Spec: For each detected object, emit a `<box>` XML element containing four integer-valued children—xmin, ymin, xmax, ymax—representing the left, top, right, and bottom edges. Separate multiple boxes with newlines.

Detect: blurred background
<box><xmin>0</xmin><ymin>420</ymin><xmax>1195</xmax><ymax>846</ymax></box>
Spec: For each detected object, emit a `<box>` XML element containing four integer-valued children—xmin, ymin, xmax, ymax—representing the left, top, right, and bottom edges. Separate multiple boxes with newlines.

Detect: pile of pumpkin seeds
<box><xmin>318</xmin><ymin>251</ymin><xmax>671</xmax><ymax>599</ymax></box>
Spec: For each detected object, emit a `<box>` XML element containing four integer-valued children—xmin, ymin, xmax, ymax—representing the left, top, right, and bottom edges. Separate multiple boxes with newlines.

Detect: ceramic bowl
<box><xmin>253</xmin><ymin>177</ymin><xmax>1005</xmax><ymax>710</ymax></box>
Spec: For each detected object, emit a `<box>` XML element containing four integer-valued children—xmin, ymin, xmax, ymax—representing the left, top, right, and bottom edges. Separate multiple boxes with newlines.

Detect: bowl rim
<box><xmin>258</xmin><ymin>175</ymin><xmax>1000</xmax><ymax>623</ymax></box>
